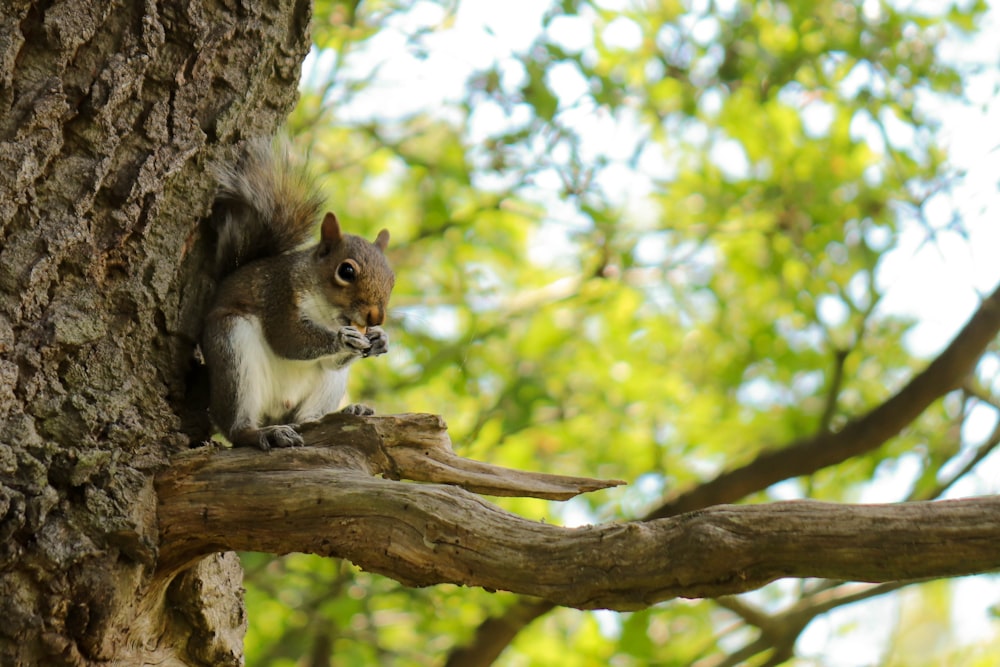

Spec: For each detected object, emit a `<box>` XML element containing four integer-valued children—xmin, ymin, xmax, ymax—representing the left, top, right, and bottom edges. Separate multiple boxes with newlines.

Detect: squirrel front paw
<box><xmin>363</xmin><ymin>326</ymin><xmax>388</xmax><ymax>357</ymax></box>
<box><xmin>337</xmin><ymin>325</ymin><xmax>372</xmax><ymax>355</ymax></box>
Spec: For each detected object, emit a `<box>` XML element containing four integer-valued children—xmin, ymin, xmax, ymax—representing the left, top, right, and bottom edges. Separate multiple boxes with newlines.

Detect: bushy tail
<box><xmin>212</xmin><ymin>138</ymin><xmax>325</xmax><ymax>278</ymax></box>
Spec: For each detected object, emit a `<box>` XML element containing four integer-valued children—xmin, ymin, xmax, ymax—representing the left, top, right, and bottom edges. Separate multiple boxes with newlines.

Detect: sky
<box><xmin>304</xmin><ymin>0</ymin><xmax>1000</xmax><ymax>662</ymax></box>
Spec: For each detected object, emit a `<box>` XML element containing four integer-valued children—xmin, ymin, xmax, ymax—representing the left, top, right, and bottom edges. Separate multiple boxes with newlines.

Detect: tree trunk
<box><xmin>0</xmin><ymin>0</ymin><xmax>310</xmax><ymax>664</ymax></box>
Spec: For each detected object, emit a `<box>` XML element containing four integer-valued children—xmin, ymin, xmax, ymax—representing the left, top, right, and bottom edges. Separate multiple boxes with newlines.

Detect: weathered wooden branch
<box><xmin>156</xmin><ymin>413</ymin><xmax>1000</xmax><ymax>610</ymax></box>
<box><xmin>156</xmin><ymin>413</ymin><xmax>623</xmax><ymax>572</ymax></box>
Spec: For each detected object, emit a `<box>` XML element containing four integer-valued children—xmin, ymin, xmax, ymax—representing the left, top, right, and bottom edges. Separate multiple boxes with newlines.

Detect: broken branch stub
<box><xmin>303</xmin><ymin>412</ymin><xmax>626</xmax><ymax>499</ymax></box>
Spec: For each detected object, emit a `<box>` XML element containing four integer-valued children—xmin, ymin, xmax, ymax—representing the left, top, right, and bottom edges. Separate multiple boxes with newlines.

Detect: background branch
<box><xmin>649</xmin><ymin>281</ymin><xmax>1000</xmax><ymax>519</ymax></box>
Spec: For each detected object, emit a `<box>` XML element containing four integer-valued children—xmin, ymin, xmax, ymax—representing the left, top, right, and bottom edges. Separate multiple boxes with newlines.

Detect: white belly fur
<box><xmin>229</xmin><ymin>316</ymin><xmax>348</xmax><ymax>426</ymax></box>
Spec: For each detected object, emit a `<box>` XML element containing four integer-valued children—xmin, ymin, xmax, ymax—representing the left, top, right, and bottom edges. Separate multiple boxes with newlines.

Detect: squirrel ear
<box><xmin>374</xmin><ymin>229</ymin><xmax>390</xmax><ymax>252</ymax></box>
<box><xmin>319</xmin><ymin>213</ymin><xmax>343</xmax><ymax>255</ymax></box>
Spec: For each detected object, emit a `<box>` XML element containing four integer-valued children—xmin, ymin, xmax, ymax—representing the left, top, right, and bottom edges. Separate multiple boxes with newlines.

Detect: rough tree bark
<box><xmin>0</xmin><ymin>0</ymin><xmax>312</xmax><ymax>664</ymax></box>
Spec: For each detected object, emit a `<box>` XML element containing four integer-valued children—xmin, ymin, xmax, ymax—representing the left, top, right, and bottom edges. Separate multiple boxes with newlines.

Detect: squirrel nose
<box><xmin>366</xmin><ymin>305</ymin><xmax>384</xmax><ymax>327</ymax></box>
<box><xmin>355</xmin><ymin>306</ymin><xmax>384</xmax><ymax>334</ymax></box>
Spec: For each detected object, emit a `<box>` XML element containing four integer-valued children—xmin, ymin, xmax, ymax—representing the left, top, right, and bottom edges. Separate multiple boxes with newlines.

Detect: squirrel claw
<box><xmin>340</xmin><ymin>403</ymin><xmax>375</xmax><ymax>416</ymax></box>
<box><xmin>257</xmin><ymin>424</ymin><xmax>303</xmax><ymax>451</ymax></box>
<box><xmin>364</xmin><ymin>326</ymin><xmax>389</xmax><ymax>357</ymax></box>
<box><xmin>339</xmin><ymin>325</ymin><xmax>372</xmax><ymax>354</ymax></box>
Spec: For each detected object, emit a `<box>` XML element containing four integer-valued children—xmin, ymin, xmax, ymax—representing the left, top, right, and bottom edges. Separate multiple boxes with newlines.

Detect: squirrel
<box><xmin>202</xmin><ymin>138</ymin><xmax>395</xmax><ymax>451</ymax></box>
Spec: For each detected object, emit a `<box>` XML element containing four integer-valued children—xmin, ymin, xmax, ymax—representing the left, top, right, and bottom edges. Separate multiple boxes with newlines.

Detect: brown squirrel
<box><xmin>202</xmin><ymin>139</ymin><xmax>395</xmax><ymax>450</ymax></box>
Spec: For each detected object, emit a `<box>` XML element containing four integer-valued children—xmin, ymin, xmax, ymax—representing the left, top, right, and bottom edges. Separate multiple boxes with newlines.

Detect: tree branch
<box><xmin>157</xmin><ymin>413</ymin><xmax>622</xmax><ymax>573</ymax></box>
<box><xmin>704</xmin><ymin>581</ymin><xmax>913</xmax><ymax>667</ymax></box>
<box><xmin>442</xmin><ymin>601</ymin><xmax>553</xmax><ymax>667</ymax></box>
<box><xmin>649</xmin><ymin>281</ymin><xmax>1000</xmax><ymax>519</ymax></box>
<box><xmin>156</xmin><ymin>416</ymin><xmax>1000</xmax><ymax>609</ymax></box>
<box><xmin>364</xmin><ymin>414</ymin><xmax>623</xmax><ymax>499</ymax></box>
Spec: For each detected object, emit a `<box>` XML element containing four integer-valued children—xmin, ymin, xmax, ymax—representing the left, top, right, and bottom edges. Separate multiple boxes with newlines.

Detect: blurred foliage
<box><xmin>243</xmin><ymin>0</ymin><xmax>1000</xmax><ymax>664</ymax></box>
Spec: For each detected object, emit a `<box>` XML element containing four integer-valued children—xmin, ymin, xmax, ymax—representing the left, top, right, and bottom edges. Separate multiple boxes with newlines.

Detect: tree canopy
<box><xmin>240</xmin><ymin>0</ymin><xmax>1000</xmax><ymax>664</ymax></box>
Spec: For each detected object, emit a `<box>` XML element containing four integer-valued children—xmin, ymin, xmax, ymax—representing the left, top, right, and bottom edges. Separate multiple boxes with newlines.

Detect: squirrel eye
<box><xmin>335</xmin><ymin>260</ymin><xmax>358</xmax><ymax>286</ymax></box>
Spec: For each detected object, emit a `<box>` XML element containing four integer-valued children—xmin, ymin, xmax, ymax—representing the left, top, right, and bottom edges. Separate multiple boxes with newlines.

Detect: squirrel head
<box><xmin>314</xmin><ymin>212</ymin><xmax>395</xmax><ymax>333</ymax></box>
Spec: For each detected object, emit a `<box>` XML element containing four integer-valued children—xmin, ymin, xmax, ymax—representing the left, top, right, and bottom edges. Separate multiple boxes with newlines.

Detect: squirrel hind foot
<box><xmin>232</xmin><ymin>424</ymin><xmax>303</xmax><ymax>451</ymax></box>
